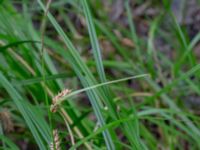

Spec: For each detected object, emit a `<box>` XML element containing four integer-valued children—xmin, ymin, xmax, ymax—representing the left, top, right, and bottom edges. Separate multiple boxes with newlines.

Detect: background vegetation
<box><xmin>1</xmin><ymin>0</ymin><xmax>200</xmax><ymax>149</ymax></box>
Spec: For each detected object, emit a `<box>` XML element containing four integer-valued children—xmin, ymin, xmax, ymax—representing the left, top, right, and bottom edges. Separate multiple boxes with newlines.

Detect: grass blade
<box><xmin>81</xmin><ymin>0</ymin><xmax>107</xmax><ymax>83</ymax></box>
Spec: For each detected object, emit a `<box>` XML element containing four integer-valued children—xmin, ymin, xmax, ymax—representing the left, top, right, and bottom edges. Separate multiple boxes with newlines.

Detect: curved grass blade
<box><xmin>0</xmin><ymin>40</ymin><xmax>40</xmax><ymax>52</ymax></box>
<box><xmin>56</xmin><ymin>74</ymin><xmax>149</xmax><ymax>105</ymax></box>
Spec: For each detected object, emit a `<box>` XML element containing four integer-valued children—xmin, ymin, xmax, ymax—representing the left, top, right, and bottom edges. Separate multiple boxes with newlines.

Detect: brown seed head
<box><xmin>50</xmin><ymin>129</ymin><xmax>61</xmax><ymax>150</ymax></box>
<box><xmin>51</xmin><ymin>89</ymin><xmax>71</xmax><ymax>113</ymax></box>
<box><xmin>0</xmin><ymin>109</ymin><xmax>14</xmax><ymax>133</ymax></box>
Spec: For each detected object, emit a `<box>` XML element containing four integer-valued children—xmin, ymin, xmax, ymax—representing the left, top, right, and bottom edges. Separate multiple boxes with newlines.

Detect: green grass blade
<box><xmin>125</xmin><ymin>0</ymin><xmax>141</xmax><ymax>60</ymax></box>
<box><xmin>0</xmin><ymin>40</ymin><xmax>39</xmax><ymax>51</ymax></box>
<box><xmin>0</xmin><ymin>135</ymin><xmax>20</xmax><ymax>150</ymax></box>
<box><xmin>81</xmin><ymin>0</ymin><xmax>106</xmax><ymax>83</ymax></box>
<box><xmin>57</xmin><ymin>74</ymin><xmax>149</xmax><ymax>105</ymax></box>
<box><xmin>175</xmin><ymin>32</ymin><xmax>200</xmax><ymax>71</ymax></box>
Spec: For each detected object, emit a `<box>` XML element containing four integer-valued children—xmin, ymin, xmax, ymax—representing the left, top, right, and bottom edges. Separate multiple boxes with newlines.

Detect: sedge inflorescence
<box><xmin>51</xmin><ymin>89</ymin><xmax>71</xmax><ymax>113</ymax></box>
<box><xmin>50</xmin><ymin>129</ymin><xmax>61</xmax><ymax>150</ymax></box>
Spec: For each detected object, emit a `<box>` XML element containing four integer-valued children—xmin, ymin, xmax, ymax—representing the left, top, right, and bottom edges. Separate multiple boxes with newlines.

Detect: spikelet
<box><xmin>0</xmin><ymin>109</ymin><xmax>13</xmax><ymax>133</ymax></box>
<box><xmin>50</xmin><ymin>129</ymin><xmax>61</xmax><ymax>150</ymax></box>
<box><xmin>51</xmin><ymin>89</ymin><xmax>71</xmax><ymax>112</ymax></box>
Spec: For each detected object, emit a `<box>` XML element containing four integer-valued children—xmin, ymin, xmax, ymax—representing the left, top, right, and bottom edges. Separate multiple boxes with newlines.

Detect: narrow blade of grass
<box><xmin>81</xmin><ymin>0</ymin><xmax>106</xmax><ymax>83</ymax></box>
<box><xmin>56</xmin><ymin>74</ymin><xmax>149</xmax><ymax>105</ymax></box>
